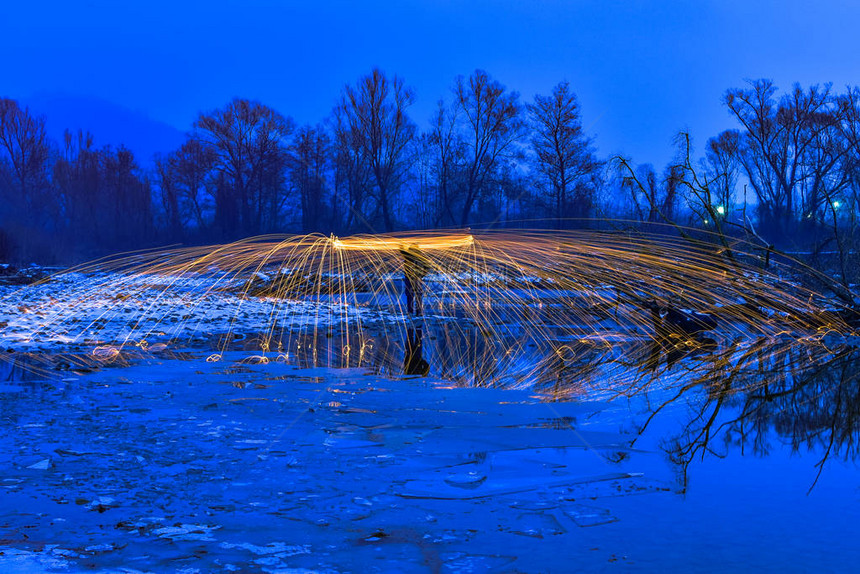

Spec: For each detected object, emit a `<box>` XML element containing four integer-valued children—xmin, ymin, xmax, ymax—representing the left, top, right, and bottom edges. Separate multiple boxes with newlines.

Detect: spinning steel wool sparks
<box><xmin>0</xmin><ymin>229</ymin><xmax>856</xmax><ymax>389</ymax></box>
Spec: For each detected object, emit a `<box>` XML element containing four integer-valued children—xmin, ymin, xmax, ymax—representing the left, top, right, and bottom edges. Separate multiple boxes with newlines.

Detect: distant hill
<box><xmin>23</xmin><ymin>94</ymin><xmax>187</xmax><ymax>167</ymax></box>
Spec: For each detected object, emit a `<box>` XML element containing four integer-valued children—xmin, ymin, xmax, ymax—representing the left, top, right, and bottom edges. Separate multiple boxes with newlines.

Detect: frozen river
<box><xmin>1</xmin><ymin>255</ymin><xmax>858</xmax><ymax>572</ymax></box>
<box><xmin>1</xmin><ymin>340</ymin><xmax>859</xmax><ymax>572</ymax></box>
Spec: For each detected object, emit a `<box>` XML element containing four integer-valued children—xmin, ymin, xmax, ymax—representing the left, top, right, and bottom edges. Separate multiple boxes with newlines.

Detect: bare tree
<box><xmin>408</xmin><ymin>132</ymin><xmax>438</xmax><ymax>229</ymax></box>
<box><xmin>724</xmin><ymin>80</ymin><xmax>834</xmax><ymax>237</ymax></box>
<box><xmin>54</xmin><ymin>130</ymin><xmax>101</xmax><ymax>246</ymax></box>
<box><xmin>53</xmin><ymin>131</ymin><xmax>152</xmax><ymax>255</ymax></box>
<box><xmin>173</xmin><ymin>136</ymin><xmax>217</xmax><ymax>232</ymax></box>
<box><xmin>837</xmin><ymin>86</ymin><xmax>860</xmax><ymax>182</ymax></box>
<box><xmin>195</xmin><ymin>99</ymin><xmax>293</xmax><ymax>236</ymax></box>
<box><xmin>454</xmin><ymin>70</ymin><xmax>524</xmax><ymax>225</ymax></box>
<box><xmin>701</xmin><ymin>129</ymin><xmax>741</xmax><ymax>220</ymax></box>
<box><xmin>0</xmin><ymin>99</ymin><xmax>52</xmax><ymax>225</ymax></box>
<box><xmin>426</xmin><ymin>100</ymin><xmax>460</xmax><ymax>226</ymax></box>
<box><xmin>155</xmin><ymin>155</ymin><xmax>183</xmax><ymax>241</ymax></box>
<box><xmin>528</xmin><ymin>81</ymin><xmax>601</xmax><ymax>226</ymax></box>
<box><xmin>289</xmin><ymin>125</ymin><xmax>330</xmax><ymax>232</ymax></box>
<box><xmin>618</xmin><ymin>162</ymin><xmax>668</xmax><ymax>223</ymax></box>
<box><xmin>331</xmin><ymin>105</ymin><xmax>371</xmax><ymax>232</ymax></box>
<box><xmin>835</xmin><ymin>87</ymin><xmax>860</xmax><ymax>282</ymax></box>
<box><xmin>335</xmin><ymin>68</ymin><xmax>416</xmax><ymax>231</ymax></box>
<box><xmin>102</xmin><ymin>146</ymin><xmax>152</xmax><ymax>247</ymax></box>
<box><xmin>156</xmin><ymin>135</ymin><xmax>218</xmax><ymax>239</ymax></box>
<box><xmin>797</xmin><ymin>109</ymin><xmax>849</xmax><ymax>223</ymax></box>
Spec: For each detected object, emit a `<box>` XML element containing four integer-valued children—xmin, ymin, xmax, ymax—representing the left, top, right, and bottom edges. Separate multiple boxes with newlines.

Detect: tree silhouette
<box><xmin>195</xmin><ymin>99</ymin><xmax>294</xmax><ymax>237</ymax></box>
<box><xmin>335</xmin><ymin>68</ymin><xmax>416</xmax><ymax>232</ymax></box>
<box><xmin>454</xmin><ymin>70</ymin><xmax>524</xmax><ymax>225</ymax></box>
<box><xmin>528</xmin><ymin>81</ymin><xmax>601</xmax><ymax>226</ymax></box>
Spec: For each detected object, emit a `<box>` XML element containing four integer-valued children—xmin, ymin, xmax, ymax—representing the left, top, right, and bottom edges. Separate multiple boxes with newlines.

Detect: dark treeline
<box><xmin>1</xmin><ymin>71</ymin><xmax>859</xmax><ymax>276</ymax></box>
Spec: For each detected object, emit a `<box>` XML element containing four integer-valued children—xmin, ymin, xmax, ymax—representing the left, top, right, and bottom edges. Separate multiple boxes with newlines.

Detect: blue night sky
<box><xmin>3</xmin><ymin>0</ymin><xmax>859</xmax><ymax>167</ymax></box>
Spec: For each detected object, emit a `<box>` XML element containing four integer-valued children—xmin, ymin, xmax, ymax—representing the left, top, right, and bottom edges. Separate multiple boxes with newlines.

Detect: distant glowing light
<box><xmin>715</xmin><ymin>205</ymin><xmax>725</xmax><ymax>216</ymax></box>
<box><xmin>832</xmin><ymin>200</ymin><xmax>842</xmax><ymax>210</ymax></box>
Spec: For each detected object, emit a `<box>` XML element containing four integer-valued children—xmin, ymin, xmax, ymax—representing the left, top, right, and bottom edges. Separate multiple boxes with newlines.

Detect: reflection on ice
<box><xmin>403</xmin><ymin>327</ymin><xmax>429</xmax><ymax>376</ymax></box>
<box><xmin>1</xmin><ymin>343</ymin><xmax>859</xmax><ymax>571</ymax></box>
<box><xmin>638</xmin><ymin>343</ymin><xmax>860</xmax><ymax>492</ymax></box>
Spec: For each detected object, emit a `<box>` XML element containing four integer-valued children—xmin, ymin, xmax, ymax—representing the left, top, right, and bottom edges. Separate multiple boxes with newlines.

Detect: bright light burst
<box><xmin>0</xmin><ymin>228</ymin><xmax>855</xmax><ymax>393</ymax></box>
<box><xmin>331</xmin><ymin>233</ymin><xmax>475</xmax><ymax>251</ymax></box>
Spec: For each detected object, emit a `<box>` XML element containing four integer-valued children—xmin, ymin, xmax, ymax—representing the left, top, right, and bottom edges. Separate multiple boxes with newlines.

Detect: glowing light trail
<box><xmin>0</xmin><ymin>227</ymin><xmax>856</xmax><ymax>392</ymax></box>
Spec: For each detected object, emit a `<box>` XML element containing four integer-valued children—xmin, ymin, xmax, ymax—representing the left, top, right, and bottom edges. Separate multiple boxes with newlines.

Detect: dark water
<box><xmin>600</xmin><ymin>341</ymin><xmax>860</xmax><ymax>571</ymax></box>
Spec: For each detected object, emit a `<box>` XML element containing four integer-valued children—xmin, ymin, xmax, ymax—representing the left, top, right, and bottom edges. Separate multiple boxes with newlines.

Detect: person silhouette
<box><xmin>400</xmin><ymin>244</ymin><xmax>431</xmax><ymax>316</ymax></box>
